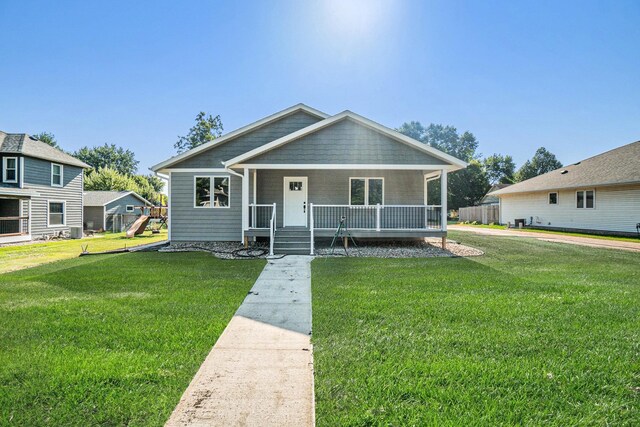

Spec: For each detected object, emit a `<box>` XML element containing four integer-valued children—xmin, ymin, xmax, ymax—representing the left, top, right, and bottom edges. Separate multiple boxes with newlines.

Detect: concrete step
<box><xmin>274</xmin><ymin>248</ymin><xmax>312</xmax><ymax>255</ymax></box>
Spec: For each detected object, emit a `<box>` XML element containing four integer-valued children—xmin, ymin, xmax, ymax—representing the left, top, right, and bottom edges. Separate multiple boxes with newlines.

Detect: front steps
<box><xmin>273</xmin><ymin>227</ymin><xmax>311</xmax><ymax>255</ymax></box>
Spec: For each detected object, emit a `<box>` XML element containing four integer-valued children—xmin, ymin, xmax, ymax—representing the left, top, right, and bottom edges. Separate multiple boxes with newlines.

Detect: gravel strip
<box><xmin>159</xmin><ymin>241</ymin><xmax>270</xmax><ymax>259</ymax></box>
<box><xmin>314</xmin><ymin>239</ymin><xmax>483</xmax><ymax>258</ymax></box>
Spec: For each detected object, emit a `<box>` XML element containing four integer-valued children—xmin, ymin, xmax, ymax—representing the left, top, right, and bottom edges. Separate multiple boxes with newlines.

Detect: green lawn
<box><xmin>0</xmin><ymin>230</ymin><xmax>168</xmax><ymax>274</ymax></box>
<box><xmin>312</xmin><ymin>231</ymin><xmax>640</xmax><ymax>426</ymax></box>
<box><xmin>455</xmin><ymin>223</ymin><xmax>640</xmax><ymax>243</ymax></box>
<box><xmin>0</xmin><ymin>252</ymin><xmax>264</xmax><ymax>426</ymax></box>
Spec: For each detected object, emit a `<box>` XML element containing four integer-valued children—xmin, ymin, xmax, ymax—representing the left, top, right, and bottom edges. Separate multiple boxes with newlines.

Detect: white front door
<box><xmin>283</xmin><ymin>176</ymin><xmax>308</xmax><ymax>227</ymax></box>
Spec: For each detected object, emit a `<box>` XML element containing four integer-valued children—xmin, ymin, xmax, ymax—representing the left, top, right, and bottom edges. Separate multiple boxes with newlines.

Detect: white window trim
<box><xmin>47</xmin><ymin>200</ymin><xmax>67</xmax><ymax>228</ymax></box>
<box><xmin>548</xmin><ymin>192</ymin><xmax>558</xmax><ymax>205</ymax></box>
<box><xmin>126</xmin><ymin>205</ymin><xmax>135</xmax><ymax>212</ymax></box>
<box><xmin>576</xmin><ymin>189</ymin><xmax>596</xmax><ymax>209</ymax></box>
<box><xmin>193</xmin><ymin>175</ymin><xmax>231</xmax><ymax>209</ymax></box>
<box><xmin>2</xmin><ymin>156</ymin><xmax>18</xmax><ymax>183</ymax></box>
<box><xmin>51</xmin><ymin>163</ymin><xmax>64</xmax><ymax>187</ymax></box>
<box><xmin>349</xmin><ymin>177</ymin><xmax>385</xmax><ymax>206</ymax></box>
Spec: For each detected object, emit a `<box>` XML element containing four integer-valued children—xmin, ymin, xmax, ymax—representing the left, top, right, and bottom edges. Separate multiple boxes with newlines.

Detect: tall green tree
<box><xmin>398</xmin><ymin>121</ymin><xmax>489</xmax><ymax>209</ymax></box>
<box><xmin>515</xmin><ymin>147</ymin><xmax>563</xmax><ymax>182</ymax></box>
<box><xmin>484</xmin><ymin>154</ymin><xmax>516</xmax><ymax>184</ymax></box>
<box><xmin>175</xmin><ymin>112</ymin><xmax>223</xmax><ymax>154</ymax></box>
<box><xmin>33</xmin><ymin>132</ymin><xmax>59</xmax><ymax>149</ymax></box>
<box><xmin>73</xmin><ymin>144</ymin><xmax>139</xmax><ymax>175</ymax></box>
<box><xmin>84</xmin><ymin>168</ymin><xmax>163</xmax><ymax>205</ymax></box>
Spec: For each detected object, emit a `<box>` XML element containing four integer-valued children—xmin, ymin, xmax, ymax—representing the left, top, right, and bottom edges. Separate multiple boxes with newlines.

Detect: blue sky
<box><xmin>1</xmin><ymin>0</ymin><xmax>638</xmax><ymax>173</ymax></box>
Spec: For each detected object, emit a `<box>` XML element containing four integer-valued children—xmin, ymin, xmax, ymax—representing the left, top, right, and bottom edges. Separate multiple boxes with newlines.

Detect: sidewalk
<box><xmin>165</xmin><ymin>255</ymin><xmax>314</xmax><ymax>427</ymax></box>
<box><xmin>450</xmin><ymin>225</ymin><xmax>640</xmax><ymax>252</ymax></box>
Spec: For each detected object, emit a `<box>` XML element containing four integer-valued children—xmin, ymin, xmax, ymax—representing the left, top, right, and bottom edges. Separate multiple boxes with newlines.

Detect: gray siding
<box><xmin>248</xmin><ymin>119</ymin><xmax>447</xmax><ymax>165</ymax></box>
<box><xmin>84</xmin><ymin>206</ymin><xmax>104</xmax><ymax>230</ymax></box>
<box><xmin>257</xmin><ymin>169</ymin><xmax>425</xmax><ymax>228</ymax></box>
<box><xmin>23</xmin><ymin>157</ymin><xmax>84</xmax><ymax>237</ymax></box>
<box><xmin>170</xmin><ymin>172</ymin><xmax>242</xmax><ymax>242</ymax></box>
<box><xmin>172</xmin><ymin>111</ymin><xmax>322</xmax><ymax>168</ymax></box>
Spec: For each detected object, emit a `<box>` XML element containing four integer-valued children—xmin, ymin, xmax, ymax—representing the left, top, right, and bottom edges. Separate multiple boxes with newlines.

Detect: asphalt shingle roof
<box><xmin>491</xmin><ymin>140</ymin><xmax>640</xmax><ymax>196</ymax></box>
<box><xmin>83</xmin><ymin>191</ymin><xmax>151</xmax><ymax>206</ymax></box>
<box><xmin>0</xmin><ymin>131</ymin><xmax>90</xmax><ymax>168</ymax></box>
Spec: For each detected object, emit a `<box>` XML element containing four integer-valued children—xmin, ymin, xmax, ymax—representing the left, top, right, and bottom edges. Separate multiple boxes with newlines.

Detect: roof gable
<box><xmin>151</xmin><ymin>104</ymin><xmax>328</xmax><ymax>172</ymax></box>
<box><xmin>83</xmin><ymin>191</ymin><xmax>151</xmax><ymax>206</ymax></box>
<box><xmin>225</xmin><ymin>111</ymin><xmax>468</xmax><ymax>169</ymax></box>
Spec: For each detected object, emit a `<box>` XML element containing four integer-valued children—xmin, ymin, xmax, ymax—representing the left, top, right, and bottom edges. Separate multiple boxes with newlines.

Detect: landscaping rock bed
<box><xmin>159</xmin><ymin>242</ymin><xmax>270</xmax><ymax>259</ymax></box>
<box><xmin>314</xmin><ymin>239</ymin><xmax>483</xmax><ymax>258</ymax></box>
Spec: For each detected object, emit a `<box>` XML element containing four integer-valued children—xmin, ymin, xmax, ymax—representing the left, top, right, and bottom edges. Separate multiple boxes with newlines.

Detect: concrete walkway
<box><xmin>166</xmin><ymin>255</ymin><xmax>314</xmax><ymax>427</ymax></box>
<box><xmin>450</xmin><ymin>225</ymin><xmax>640</xmax><ymax>252</ymax></box>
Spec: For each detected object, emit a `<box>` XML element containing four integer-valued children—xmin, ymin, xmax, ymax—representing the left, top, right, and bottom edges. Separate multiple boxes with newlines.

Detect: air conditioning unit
<box><xmin>70</xmin><ymin>227</ymin><xmax>83</xmax><ymax>239</ymax></box>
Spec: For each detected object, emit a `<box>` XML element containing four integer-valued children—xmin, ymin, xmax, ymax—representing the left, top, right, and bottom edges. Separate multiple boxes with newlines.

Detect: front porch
<box><xmin>240</xmin><ymin>168</ymin><xmax>449</xmax><ymax>255</ymax></box>
<box><xmin>0</xmin><ymin>196</ymin><xmax>31</xmax><ymax>244</ymax></box>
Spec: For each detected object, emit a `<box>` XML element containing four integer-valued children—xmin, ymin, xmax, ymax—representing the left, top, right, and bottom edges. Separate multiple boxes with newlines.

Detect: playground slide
<box><xmin>126</xmin><ymin>215</ymin><xmax>150</xmax><ymax>238</ymax></box>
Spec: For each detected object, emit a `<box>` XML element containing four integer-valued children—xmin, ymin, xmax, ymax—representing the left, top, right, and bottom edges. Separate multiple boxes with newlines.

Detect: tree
<box><xmin>175</xmin><ymin>112</ymin><xmax>223</xmax><ymax>154</ymax></box>
<box><xmin>515</xmin><ymin>147</ymin><xmax>563</xmax><ymax>182</ymax></box>
<box><xmin>398</xmin><ymin>121</ymin><xmax>489</xmax><ymax>209</ymax></box>
<box><xmin>73</xmin><ymin>144</ymin><xmax>139</xmax><ymax>176</ymax></box>
<box><xmin>84</xmin><ymin>168</ymin><xmax>163</xmax><ymax>205</ymax></box>
<box><xmin>33</xmin><ymin>132</ymin><xmax>59</xmax><ymax>149</ymax></box>
<box><xmin>484</xmin><ymin>154</ymin><xmax>516</xmax><ymax>184</ymax></box>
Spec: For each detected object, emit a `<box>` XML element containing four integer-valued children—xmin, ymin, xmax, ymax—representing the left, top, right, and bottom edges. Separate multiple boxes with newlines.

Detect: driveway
<box><xmin>450</xmin><ymin>225</ymin><xmax>640</xmax><ymax>252</ymax></box>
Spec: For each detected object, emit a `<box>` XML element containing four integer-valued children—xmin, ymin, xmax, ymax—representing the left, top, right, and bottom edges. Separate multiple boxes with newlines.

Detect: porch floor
<box><xmin>245</xmin><ymin>227</ymin><xmax>446</xmax><ymax>239</ymax></box>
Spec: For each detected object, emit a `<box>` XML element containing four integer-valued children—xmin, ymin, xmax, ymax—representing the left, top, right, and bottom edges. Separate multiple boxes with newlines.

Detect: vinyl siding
<box><xmin>23</xmin><ymin>157</ymin><xmax>84</xmax><ymax>237</ymax></box>
<box><xmin>247</xmin><ymin>119</ymin><xmax>447</xmax><ymax>165</ymax></box>
<box><xmin>499</xmin><ymin>184</ymin><xmax>640</xmax><ymax>234</ymax></box>
<box><xmin>170</xmin><ymin>172</ymin><xmax>242</xmax><ymax>242</ymax></box>
<box><xmin>171</xmin><ymin>111</ymin><xmax>322</xmax><ymax>168</ymax></box>
<box><xmin>257</xmin><ymin>169</ymin><xmax>425</xmax><ymax>228</ymax></box>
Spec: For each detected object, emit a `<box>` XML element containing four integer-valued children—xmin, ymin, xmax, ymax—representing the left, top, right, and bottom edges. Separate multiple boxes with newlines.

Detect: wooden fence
<box><xmin>458</xmin><ymin>205</ymin><xmax>500</xmax><ymax>224</ymax></box>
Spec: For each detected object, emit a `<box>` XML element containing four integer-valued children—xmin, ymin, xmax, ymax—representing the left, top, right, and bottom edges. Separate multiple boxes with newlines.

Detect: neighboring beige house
<box><xmin>490</xmin><ymin>140</ymin><xmax>640</xmax><ymax>236</ymax></box>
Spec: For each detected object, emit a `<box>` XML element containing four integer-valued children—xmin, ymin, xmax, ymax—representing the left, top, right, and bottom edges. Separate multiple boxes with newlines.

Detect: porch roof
<box><xmin>0</xmin><ymin>187</ymin><xmax>39</xmax><ymax>198</ymax></box>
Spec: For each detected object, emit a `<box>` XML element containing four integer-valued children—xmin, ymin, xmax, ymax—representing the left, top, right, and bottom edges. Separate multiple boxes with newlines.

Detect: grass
<box><xmin>312</xmin><ymin>231</ymin><xmax>640</xmax><ymax>426</ymax></box>
<box><xmin>0</xmin><ymin>252</ymin><xmax>264</xmax><ymax>426</ymax></box>
<box><xmin>454</xmin><ymin>223</ymin><xmax>640</xmax><ymax>243</ymax></box>
<box><xmin>0</xmin><ymin>230</ymin><xmax>168</xmax><ymax>274</ymax></box>
<box><xmin>510</xmin><ymin>227</ymin><xmax>640</xmax><ymax>243</ymax></box>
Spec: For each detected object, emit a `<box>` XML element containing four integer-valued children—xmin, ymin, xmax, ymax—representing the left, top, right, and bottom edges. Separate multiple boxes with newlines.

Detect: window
<box><xmin>194</xmin><ymin>176</ymin><xmax>230</xmax><ymax>208</ymax></box>
<box><xmin>126</xmin><ymin>205</ymin><xmax>134</xmax><ymax>212</ymax></box>
<box><xmin>289</xmin><ymin>181</ymin><xmax>303</xmax><ymax>191</ymax></box>
<box><xmin>548</xmin><ymin>192</ymin><xmax>558</xmax><ymax>205</ymax></box>
<box><xmin>51</xmin><ymin>163</ymin><xmax>63</xmax><ymax>187</ymax></box>
<box><xmin>349</xmin><ymin>178</ymin><xmax>384</xmax><ymax>205</ymax></box>
<box><xmin>48</xmin><ymin>201</ymin><xmax>65</xmax><ymax>226</ymax></box>
<box><xmin>2</xmin><ymin>157</ymin><xmax>17</xmax><ymax>183</ymax></box>
<box><xmin>576</xmin><ymin>190</ymin><xmax>595</xmax><ymax>209</ymax></box>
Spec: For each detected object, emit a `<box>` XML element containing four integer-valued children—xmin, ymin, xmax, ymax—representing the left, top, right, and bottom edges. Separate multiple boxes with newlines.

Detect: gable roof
<box><xmin>83</xmin><ymin>191</ymin><xmax>152</xmax><ymax>207</ymax></box>
<box><xmin>0</xmin><ymin>131</ymin><xmax>90</xmax><ymax>168</ymax></box>
<box><xmin>150</xmin><ymin>104</ymin><xmax>329</xmax><ymax>172</ymax></box>
<box><xmin>480</xmin><ymin>183</ymin><xmax>511</xmax><ymax>204</ymax></box>
<box><xmin>491</xmin><ymin>140</ymin><xmax>640</xmax><ymax>196</ymax></box>
<box><xmin>224</xmin><ymin>111</ymin><xmax>468</xmax><ymax>169</ymax></box>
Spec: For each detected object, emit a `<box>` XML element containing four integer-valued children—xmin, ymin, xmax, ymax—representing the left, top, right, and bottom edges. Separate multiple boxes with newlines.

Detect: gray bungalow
<box><xmin>1</xmin><ymin>131</ymin><xmax>90</xmax><ymax>243</ymax></box>
<box><xmin>151</xmin><ymin>104</ymin><xmax>467</xmax><ymax>254</ymax></box>
<box><xmin>83</xmin><ymin>191</ymin><xmax>152</xmax><ymax>232</ymax></box>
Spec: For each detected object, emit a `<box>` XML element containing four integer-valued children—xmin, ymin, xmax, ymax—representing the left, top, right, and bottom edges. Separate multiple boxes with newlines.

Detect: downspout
<box><xmin>224</xmin><ymin>164</ymin><xmax>247</xmax><ymax>243</ymax></box>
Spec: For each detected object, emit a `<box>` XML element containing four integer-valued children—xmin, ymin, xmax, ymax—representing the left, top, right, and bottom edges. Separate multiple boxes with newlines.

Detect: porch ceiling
<box><xmin>0</xmin><ymin>188</ymin><xmax>39</xmax><ymax>198</ymax></box>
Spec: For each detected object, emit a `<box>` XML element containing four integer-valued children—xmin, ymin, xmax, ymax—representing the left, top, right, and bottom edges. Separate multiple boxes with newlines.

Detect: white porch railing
<box><xmin>249</xmin><ymin>203</ymin><xmax>276</xmax><ymax>229</ymax></box>
<box><xmin>310</xmin><ymin>204</ymin><xmax>443</xmax><ymax>231</ymax></box>
<box><xmin>268</xmin><ymin>203</ymin><xmax>276</xmax><ymax>256</ymax></box>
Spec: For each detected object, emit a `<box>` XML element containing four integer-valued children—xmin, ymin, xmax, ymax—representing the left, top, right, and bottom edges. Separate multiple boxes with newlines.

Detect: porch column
<box><xmin>242</xmin><ymin>168</ymin><xmax>249</xmax><ymax>244</ymax></box>
<box><xmin>440</xmin><ymin>169</ymin><xmax>447</xmax><ymax>232</ymax></box>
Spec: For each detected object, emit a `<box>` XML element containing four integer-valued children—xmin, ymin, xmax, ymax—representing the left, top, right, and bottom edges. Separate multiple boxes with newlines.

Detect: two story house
<box><xmin>0</xmin><ymin>131</ymin><xmax>90</xmax><ymax>244</ymax></box>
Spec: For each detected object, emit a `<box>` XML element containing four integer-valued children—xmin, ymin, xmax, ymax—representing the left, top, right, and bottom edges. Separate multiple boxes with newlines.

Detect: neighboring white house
<box><xmin>490</xmin><ymin>140</ymin><xmax>640</xmax><ymax>236</ymax></box>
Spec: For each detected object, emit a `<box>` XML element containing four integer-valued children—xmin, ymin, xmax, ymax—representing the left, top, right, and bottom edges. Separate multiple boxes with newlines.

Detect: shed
<box><xmin>83</xmin><ymin>191</ymin><xmax>152</xmax><ymax>232</ymax></box>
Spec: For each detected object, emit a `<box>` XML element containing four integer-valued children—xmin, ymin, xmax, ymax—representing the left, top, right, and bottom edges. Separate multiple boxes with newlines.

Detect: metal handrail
<box><xmin>269</xmin><ymin>202</ymin><xmax>276</xmax><ymax>256</ymax></box>
<box><xmin>309</xmin><ymin>202</ymin><xmax>314</xmax><ymax>255</ymax></box>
